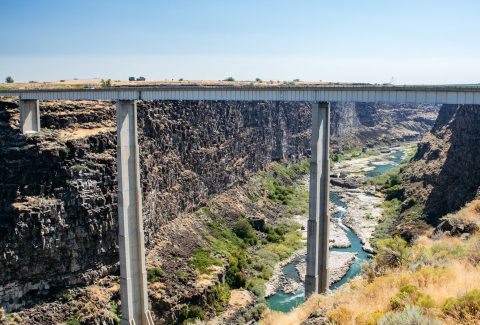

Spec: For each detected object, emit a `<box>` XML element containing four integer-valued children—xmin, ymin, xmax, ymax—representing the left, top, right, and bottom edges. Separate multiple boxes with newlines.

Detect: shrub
<box><xmin>211</xmin><ymin>283</ymin><xmax>231</xmax><ymax>313</ymax></box>
<box><xmin>385</xmin><ymin>185</ymin><xmax>404</xmax><ymax>200</ymax></box>
<box><xmin>355</xmin><ymin>310</ymin><xmax>384</xmax><ymax>325</ymax></box>
<box><xmin>178</xmin><ymin>305</ymin><xmax>206</xmax><ymax>324</ymax></box>
<box><xmin>327</xmin><ymin>305</ymin><xmax>355</xmax><ymax>324</ymax></box>
<box><xmin>378</xmin><ymin>306</ymin><xmax>441</xmax><ymax>325</ymax></box>
<box><xmin>233</xmin><ymin>219</ymin><xmax>257</xmax><ymax>245</ymax></box>
<box><xmin>375</xmin><ymin>236</ymin><xmax>409</xmax><ymax>270</ymax></box>
<box><xmin>147</xmin><ymin>267</ymin><xmax>164</xmax><ymax>283</ymax></box>
<box><xmin>224</xmin><ymin>77</ymin><xmax>235</xmax><ymax>81</ymax></box>
<box><xmin>110</xmin><ymin>301</ymin><xmax>121</xmax><ymax>324</ymax></box>
<box><xmin>175</xmin><ymin>270</ymin><xmax>190</xmax><ymax>280</ymax></box>
<box><xmin>5</xmin><ymin>76</ymin><xmax>14</xmax><ymax>83</ymax></box>
<box><xmin>128</xmin><ymin>76</ymin><xmax>135</xmax><ymax>81</ymax></box>
<box><xmin>226</xmin><ymin>254</ymin><xmax>248</xmax><ymax>288</ymax></box>
<box><xmin>430</xmin><ymin>241</ymin><xmax>467</xmax><ymax>260</ymax></box>
<box><xmin>66</xmin><ymin>317</ymin><xmax>81</xmax><ymax>325</ymax></box>
<box><xmin>442</xmin><ymin>289</ymin><xmax>480</xmax><ymax>321</ymax></box>
<box><xmin>190</xmin><ymin>248</ymin><xmax>222</xmax><ymax>274</ymax></box>
<box><xmin>71</xmin><ymin>164</ymin><xmax>87</xmax><ymax>173</ymax></box>
<box><xmin>242</xmin><ymin>303</ymin><xmax>268</xmax><ymax>322</ymax></box>
<box><xmin>61</xmin><ymin>292</ymin><xmax>72</xmax><ymax>303</ymax></box>
<box><xmin>389</xmin><ymin>285</ymin><xmax>435</xmax><ymax>310</ymax></box>
<box><xmin>100</xmin><ymin>79</ymin><xmax>112</xmax><ymax>87</ymax></box>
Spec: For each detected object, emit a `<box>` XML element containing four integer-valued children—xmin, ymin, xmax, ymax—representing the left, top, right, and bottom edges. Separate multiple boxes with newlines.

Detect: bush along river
<box><xmin>266</xmin><ymin>146</ymin><xmax>408</xmax><ymax>312</ymax></box>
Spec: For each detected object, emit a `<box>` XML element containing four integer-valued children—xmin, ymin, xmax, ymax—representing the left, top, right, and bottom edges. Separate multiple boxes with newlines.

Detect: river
<box><xmin>266</xmin><ymin>147</ymin><xmax>406</xmax><ymax>312</ymax></box>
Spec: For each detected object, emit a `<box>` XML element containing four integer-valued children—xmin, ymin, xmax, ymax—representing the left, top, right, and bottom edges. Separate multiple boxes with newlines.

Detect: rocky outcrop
<box><xmin>402</xmin><ymin>105</ymin><xmax>480</xmax><ymax>224</ymax></box>
<box><xmin>330</xmin><ymin>102</ymin><xmax>439</xmax><ymax>149</ymax></box>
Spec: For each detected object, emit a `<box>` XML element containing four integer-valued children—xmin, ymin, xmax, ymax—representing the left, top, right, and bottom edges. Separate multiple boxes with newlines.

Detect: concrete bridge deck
<box><xmin>1</xmin><ymin>84</ymin><xmax>480</xmax><ymax>104</ymax></box>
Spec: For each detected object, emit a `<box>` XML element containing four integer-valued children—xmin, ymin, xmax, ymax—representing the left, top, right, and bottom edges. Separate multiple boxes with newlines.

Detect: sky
<box><xmin>1</xmin><ymin>0</ymin><xmax>480</xmax><ymax>84</ymax></box>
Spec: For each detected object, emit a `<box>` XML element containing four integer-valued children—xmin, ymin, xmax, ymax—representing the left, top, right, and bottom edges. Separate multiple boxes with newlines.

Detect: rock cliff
<box><xmin>0</xmin><ymin>99</ymin><xmax>438</xmax><ymax>317</ymax></box>
<box><xmin>402</xmin><ymin>104</ymin><xmax>480</xmax><ymax>224</ymax></box>
<box><xmin>330</xmin><ymin>102</ymin><xmax>439</xmax><ymax>148</ymax></box>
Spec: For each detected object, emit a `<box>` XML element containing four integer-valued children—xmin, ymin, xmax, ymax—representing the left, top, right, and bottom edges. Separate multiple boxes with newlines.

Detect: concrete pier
<box><xmin>19</xmin><ymin>99</ymin><xmax>40</xmax><ymax>134</ymax></box>
<box><xmin>116</xmin><ymin>100</ymin><xmax>153</xmax><ymax>325</ymax></box>
<box><xmin>305</xmin><ymin>102</ymin><xmax>331</xmax><ymax>297</ymax></box>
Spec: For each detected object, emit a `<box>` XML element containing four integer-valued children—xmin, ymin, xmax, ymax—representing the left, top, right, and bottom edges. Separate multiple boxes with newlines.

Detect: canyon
<box><xmin>0</xmin><ymin>99</ymin><xmax>438</xmax><ymax>323</ymax></box>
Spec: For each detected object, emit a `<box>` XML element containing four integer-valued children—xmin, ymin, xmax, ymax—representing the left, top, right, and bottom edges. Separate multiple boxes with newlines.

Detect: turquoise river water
<box><xmin>266</xmin><ymin>148</ymin><xmax>405</xmax><ymax>312</ymax></box>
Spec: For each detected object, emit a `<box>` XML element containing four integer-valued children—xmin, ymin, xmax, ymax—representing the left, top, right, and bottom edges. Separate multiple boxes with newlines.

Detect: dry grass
<box><xmin>262</xmin><ymin>260</ymin><xmax>480</xmax><ymax>325</ymax></box>
<box><xmin>58</xmin><ymin>127</ymin><xmax>115</xmax><ymax>140</ymax></box>
<box><xmin>446</xmin><ymin>198</ymin><xmax>480</xmax><ymax>223</ymax></box>
<box><xmin>261</xmin><ymin>198</ymin><xmax>480</xmax><ymax>325</ymax></box>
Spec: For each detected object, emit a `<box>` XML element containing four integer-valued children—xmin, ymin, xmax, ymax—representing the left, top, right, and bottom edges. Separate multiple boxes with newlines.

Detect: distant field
<box><xmin>0</xmin><ymin>79</ymin><xmax>353</xmax><ymax>90</ymax></box>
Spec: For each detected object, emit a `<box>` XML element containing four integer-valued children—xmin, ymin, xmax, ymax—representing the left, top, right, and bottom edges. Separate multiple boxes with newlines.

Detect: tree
<box><xmin>128</xmin><ymin>76</ymin><xmax>135</xmax><ymax>81</ymax></box>
<box><xmin>136</xmin><ymin>76</ymin><xmax>146</xmax><ymax>81</ymax></box>
<box><xmin>224</xmin><ymin>77</ymin><xmax>235</xmax><ymax>81</ymax></box>
<box><xmin>255</xmin><ymin>78</ymin><xmax>262</xmax><ymax>82</ymax></box>
<box><xmin>100</xmin><ymin>79</ymin><xmax>112</xmax><ymax>87</ymax></box>
<box><xmin>5</xmin><ymin>76</ymin><xmax>14</xmax><ymax>83</ymax></box>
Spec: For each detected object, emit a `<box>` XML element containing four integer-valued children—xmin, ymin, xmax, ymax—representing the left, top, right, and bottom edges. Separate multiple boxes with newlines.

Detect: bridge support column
<box><xmin>19</xmin><ymin>99</ymin><xmax>40</xmax><ymax>134</ymax></box>
<box><xmin>116</xmin><ymin>100</ymin><xmax>153</xmax><ymax>325</ymax></box>
<box><xmin>305</xmin><ymin>101</ymin><xmax>330</xmax><ymax>297</ymax></box>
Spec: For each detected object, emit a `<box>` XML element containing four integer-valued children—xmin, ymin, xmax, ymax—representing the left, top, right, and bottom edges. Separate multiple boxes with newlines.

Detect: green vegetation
<box><xmin>100</xmin><ymin>79</ymin><xmax>112</xmax><ymax>87</ymax></box>
<box><xmin>195</xmin><ymin>206</ymin><xmax>214</xmax><ymax>219</ymax></box>
<box><xmin>374</xmin><ymin>236</ymin><xmax>410</xmax><ymax>271</ymax></box>
<box><xmin>232</xmin><ymin>219</ymin><xmax>257</xmax><ymax>245</ymax></box>
<box><xmin>210</xmin><ymin>283</ymin><xmax>231</xmax><ymax>313</ymax></box>
<box><xmin>66</xmin><ymin>316</ymin><xmax>81</xmax><ymax>325</ymax></box>
<box><xmin>190</xmin><ymin>248</ymin><xmax>223</xmax><ymax>274</ymax></box>
<box><xmin>147</xmin><ymin>267</ymin><xmax>164</xmax><ymax>283</ymax></box>
<box><xmin>331</xmin><ymin>148</ymin><xmax>380</xmax><ymax>163</ymax></box>
<box><xmin>186</xmin><ymin>159</ymin><xmax>308</xmax><ymax>319</ymax></box>
<box><xmin>175</xmin><ymin>270</ymin><xmax>190</xmax><ymax>280</ymax></box>
<box><xmin>239</xmin><ymin>302</ymin><xmax>268</xmax><ymax>323</ymax></box>
<box><xmin>443</xmin><ymin>289</ymin><xmax>480</xmax><ymax>321</ymax></box>
<box><xmin>260</xmin><ymin>160</ymin><xmax>309</xmax><ymax>214</ymax></box>
<box><xmin>177</xmin><ymin>305</ymin><xmax>206</xmax><ymax>324</ymax></box>
<box><xmin>371</xmin><ymin>199</ymin><xmax>402</xmax><ymax>247</ymax></box>
<box><xmin>109</xmin><ymin>301</ymin><xmax>121</xmax><ymax>324</ymax></box>
<box><xmin>5</xmin><ymin>76</ymin><xmax>14</xmax><ymax>83</ymax></box>
<box><xmin>369</xmin><ymin>146</ymin><xmax>427</xmax><ymax>248</ymax></box>
<box><xmin>378</xmin><ymin>306</ymin><xmax>441</xmax><ymax>325</ymax></box>
<box><xmin>224</xmin><ymin>77</ymin><xmax>235</xmax><ymax>81</ymax></box>
<box><xmin>86</xmin><ymin>160</ymin><xmax>101</xmax><ymax>169</ymax></box>
<box><xmin>61</xmin><ymin>292</ymin><xmax>72</xmax><ymax>303</ymax></box>
<box><xmin>71</xmin><ymin>164</ymin><xmax>87</xmax><ymax>173</ymax></box>
<box><xmin>389</xmin><ymin>285</ymin><xmax>435</xmax><ymax>310</ymax></box>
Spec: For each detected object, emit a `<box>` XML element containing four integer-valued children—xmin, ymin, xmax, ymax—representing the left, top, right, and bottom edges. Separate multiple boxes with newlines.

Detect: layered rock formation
<box><xmin>0</xmin><ymin>99</ymin><xmax>438</xmax><ymax>315</ymax></box>
<box><xmin>330</xmin><ymin>102</ymin><xmax>439</xmax><ymax>148</ymax></box>
<box><xmin>402</xmin><ymin>104</ymin><xmax>480</xmax><ymax>224</ymax></box>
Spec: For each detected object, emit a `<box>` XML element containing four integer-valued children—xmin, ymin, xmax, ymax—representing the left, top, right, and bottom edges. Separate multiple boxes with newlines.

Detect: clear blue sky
<box><xmin>1</xmin><ymin>0</ymin><xmax>480</xmax><ymax>84</ymax></box>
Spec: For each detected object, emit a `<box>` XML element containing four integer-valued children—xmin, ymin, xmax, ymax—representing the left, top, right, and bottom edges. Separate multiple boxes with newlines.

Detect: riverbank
<box><xmin>332</xmin><ymin>147</ymin><xmax>407</xmax><ymax>252</ymax></box>
<box><xmin>266</xmin><ymin>145</ymin><xmax>411</xmax><ymax>312</ymax></box>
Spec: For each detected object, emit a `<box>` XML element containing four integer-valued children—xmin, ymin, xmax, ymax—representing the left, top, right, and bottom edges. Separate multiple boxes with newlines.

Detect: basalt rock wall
<box><xmin>402</xmin><ymin>104</ymin><xmax>480</xmax><ymax>224</ymax></box>
<box><xmin>0</xmin><ymin>99</ymin><xmax>438</xmax><ymax>311</ymax></box>
<box><xmin>0</xmin><ymin>100</ymin><xmax>312</xmax><ymax>311</ymax></box>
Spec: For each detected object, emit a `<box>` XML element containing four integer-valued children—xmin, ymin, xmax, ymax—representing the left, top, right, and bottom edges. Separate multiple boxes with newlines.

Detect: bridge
<box><xmin>2</xmin><ymin>84</ymin><xmax>480</xmax><ymax>325</ymax></box>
